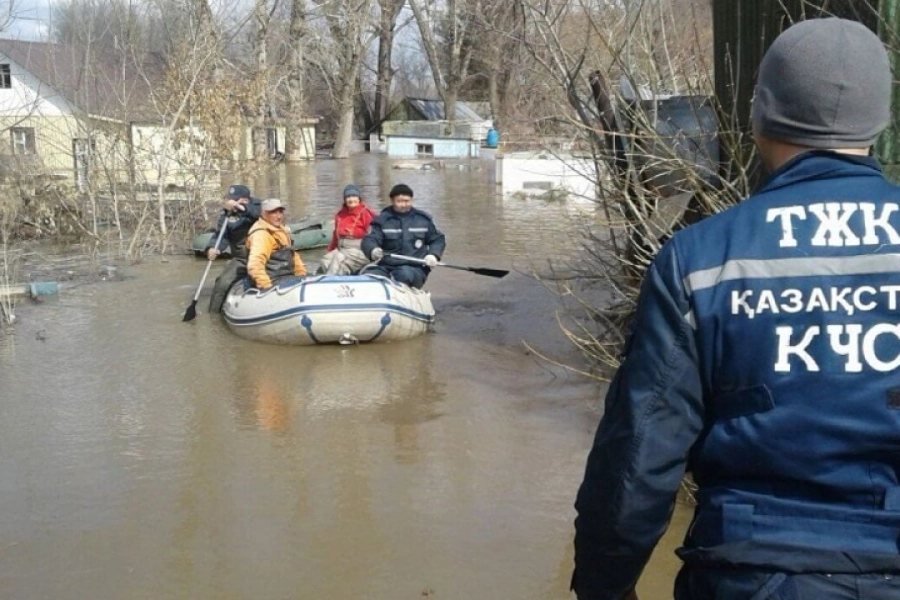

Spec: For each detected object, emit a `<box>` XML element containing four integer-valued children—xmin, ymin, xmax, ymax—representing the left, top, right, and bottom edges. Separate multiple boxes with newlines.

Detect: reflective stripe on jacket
<box><xmin>361</xmin><ymin>206</ymin><xmax>446</xmax><ymax>265</ymax></box>
<box><xmin>573</xmin><ymin>152</ymin><xmax>900</xmax><ymax>600</ymax></box>
<box><xmin>246</xmin><ymin>219</ymin><xmax>306</xmax><ymax>288</ymax></box>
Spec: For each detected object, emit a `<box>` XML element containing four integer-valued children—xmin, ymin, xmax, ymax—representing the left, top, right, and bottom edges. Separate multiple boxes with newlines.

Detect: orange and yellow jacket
<box><xmin>246</xmin><ymin>219</ymin><xmax>307</xmax><ymax>288</ymax></box>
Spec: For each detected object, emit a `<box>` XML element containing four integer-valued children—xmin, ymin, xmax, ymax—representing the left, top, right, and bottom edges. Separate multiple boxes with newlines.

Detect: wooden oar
<box><xmin>183</xmin><ymin>216</ymin><xmax>230</xmax><ymax>322</ymax></box>
<box><xmin>387</xmin><ymin>254</ymin><xmax>509</xmax><ymax>278</ymax></box>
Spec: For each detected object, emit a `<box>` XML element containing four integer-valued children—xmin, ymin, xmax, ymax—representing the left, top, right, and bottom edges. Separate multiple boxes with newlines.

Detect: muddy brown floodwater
<box><xmin>0</xmin><ymin>153</ymin><xmax>690</xmax><ymax>599</ymax></box>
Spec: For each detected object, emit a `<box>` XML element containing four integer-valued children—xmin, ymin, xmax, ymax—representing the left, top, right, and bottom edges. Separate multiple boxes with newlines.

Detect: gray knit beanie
<box><xmin>752</xmin><ymin>18</ymin><xmax>891</xmax><ymax>148</ymax></box>
<box><xmin>343</xmin><ymin>183</ymin><xmax>362</xmax><ymax>199</ymax></box>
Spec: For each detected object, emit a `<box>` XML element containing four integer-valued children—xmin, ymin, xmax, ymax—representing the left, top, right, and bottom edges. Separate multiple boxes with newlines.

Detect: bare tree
<box><xmin>283</xmin><ymin>0</ymin><xmax>310</xmax><ymax>162</ymax></box>
<box><xmin>372</xmin><ymin>0</ymin><xmax>406</xmax><ymax>136</ymax></box>
<box><xmin>514</xmin><ymin>0</ymin><xmax>726</xmax><ymax>377</ymax></box>
<box><xmin>465</xmin><ymin>2</ymin><xmax>523</xmax><ymax>130</ymax></box>
<box><xmin>407</xmin><ymin>0</ymin><xmax>478</xmax><ymax>123</ymax></box>
<box><xmin>309</xmin><ymin>0</ymin><xmax>376</xmax><ymax>158</ymax></box>
<box><xmin>251</xmin><ymin>0</ymin><xmax>272</xmax><ymax>161</ymax></box>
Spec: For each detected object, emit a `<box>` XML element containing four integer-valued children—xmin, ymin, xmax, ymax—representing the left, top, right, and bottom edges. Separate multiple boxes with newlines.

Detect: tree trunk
<box><xmin>333</xmin><ymin>92</ymin><xmax>356</xmax><ymax>158</ymax></box>
<box><xmin>252</xmin><ymin>0</ymin><xmax>271</xmax><ymax>162</ymax></box>
<box><xmin>320</xmin><ymin>0</ymin><xmax>374</xmax><ymax>158</ymax></box>
<box><xmin>285</xmin><ymin>0</ymin><xmax>309</xmax><ymax>162</ymax></box>
<box><xmin>373</xmin><ymin>0</ymin><xmax>404</xmax><ymax>137</ymax></box>
<box><xmin>408</xmin><ymin>0</ymin><xmax>475</xmax><ymax>127</ymax></box>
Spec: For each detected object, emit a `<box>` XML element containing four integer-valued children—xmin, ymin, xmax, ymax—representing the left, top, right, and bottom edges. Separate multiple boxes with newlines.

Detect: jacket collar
<box><xmin>250</xmin><ymin>218</ymin><xmax>287</xmax><ymax>234</ymax></box>
<box><xmin>756</xmin><ymin>150</ymin><xmax>882</xmax><ymax>194</ymax></box>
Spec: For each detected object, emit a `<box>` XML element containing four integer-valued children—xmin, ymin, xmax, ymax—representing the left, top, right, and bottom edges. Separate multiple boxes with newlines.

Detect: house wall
<box><xmin>495</xmin><ymin>151</ymin><xmax>598</xmax><ymax>200</ymax></box>
<box><xmin>0</xmin><ymin>115</ymin><xmax>95</xmax><ymax>175</ymax></box>
<box><xmin>283</xmin><ymin>123</ymin><xmax>317</xmax><ymax>161</ymax></box>
<box><xmin>0</xmin><ymin>54</ymin><xmax>138</xmax><ymax>185</ymax></box>
<box><xmin>238</xmin><ymin>124</ymin><xmax>317</xmax><ymax>161</ymax></box>
<box><xmin>131</xmin><ymin>123</ymin><xmax>215</xmax><ymax>187</ymax></box>
<box><xmin>385</xmin><ymin>136</ymin><xmax>480</xmax><ymax>159</ymax></box>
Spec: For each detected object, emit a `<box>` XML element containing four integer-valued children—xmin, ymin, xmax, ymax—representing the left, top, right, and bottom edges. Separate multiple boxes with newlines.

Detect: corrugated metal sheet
<box><xmin>398</xmin><ymin>98</ymin><xmax>485</xmax><ymax>121</ymax></box>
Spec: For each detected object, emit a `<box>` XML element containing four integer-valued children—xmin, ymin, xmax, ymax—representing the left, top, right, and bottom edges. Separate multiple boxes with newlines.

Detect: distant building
<box><xmin>0</xmin><ymin>39</ymin><xmax>317</xmax><ymax>190</ymax></box>
<box><xmin>376</xmin><ymin>97</ymin><xmax>492</xmax><ymax>158</ymax></box>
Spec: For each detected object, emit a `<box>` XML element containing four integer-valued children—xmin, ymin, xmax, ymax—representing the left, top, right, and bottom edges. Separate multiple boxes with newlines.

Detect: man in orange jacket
<box><xmin>246</xmin><ymin>198</ymin><xmax>307</xmax><ymax>290</ymax></box>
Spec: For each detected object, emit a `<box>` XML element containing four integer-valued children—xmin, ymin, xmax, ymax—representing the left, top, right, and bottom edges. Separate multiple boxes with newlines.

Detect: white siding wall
<box><xmin>495</xmin><ymin>152</ymin><xmax>597</xmax><ymax>200</ymax></box>
<box><xmin>385</xmin><ymin>136</ymin><xmax>480</xmax><ymax>159</ymax></box>
<box><xmin>131</xmin><ymin>124</ymin><xmax>213</xmax><ymax>186</ymax></box>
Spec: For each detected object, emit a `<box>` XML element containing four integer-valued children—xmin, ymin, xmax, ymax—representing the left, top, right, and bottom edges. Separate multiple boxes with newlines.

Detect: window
<box><xmin>73</xmin><ymin>138</ymin><xmax>95</xmax><ymax>190</ymax></box>
<box><xmin>415</xmin><ymin>143</ymin><xmax>434</xmax><ymax>157</ymax></box>
<box><xmin>266</xmin><ymin>127</ymin><xmax>278</xmax><ymax>158</ymax></box>
<box><xmin>10</xmin><ymin>127</ymin><xmax>35</xmax><ymax>155</ymax></box>
<box><xmin>0</xmin><ymin>64</ymin><xmax>10</xmax><ymax>89</ymax></box>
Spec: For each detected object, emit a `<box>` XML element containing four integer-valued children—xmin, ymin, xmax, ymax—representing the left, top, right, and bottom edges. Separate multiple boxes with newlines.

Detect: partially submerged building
<box><xmin>375</xmin><ymin>97</ymin><xmax>492</xmax><ymax>158</ymax></box>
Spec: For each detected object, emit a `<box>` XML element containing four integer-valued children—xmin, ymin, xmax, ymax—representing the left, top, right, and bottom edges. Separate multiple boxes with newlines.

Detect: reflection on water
<box><xmin>0</xmin><ymin>153</ymin><xmax>685</xmax><ymax>599</ymax></box>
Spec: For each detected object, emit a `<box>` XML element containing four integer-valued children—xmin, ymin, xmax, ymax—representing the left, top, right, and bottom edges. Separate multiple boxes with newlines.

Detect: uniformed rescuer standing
<box><xmin>572</xmin><ymin>18</ymin><xmax>900</xmax><ymax>600</ymax></box>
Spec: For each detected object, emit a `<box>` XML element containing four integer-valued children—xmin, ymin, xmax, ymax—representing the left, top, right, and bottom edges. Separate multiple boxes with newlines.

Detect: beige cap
<box><xmin>262</xmin><ymin>198</ymin><xmax>285</xmax><ymax>212</ymax></box>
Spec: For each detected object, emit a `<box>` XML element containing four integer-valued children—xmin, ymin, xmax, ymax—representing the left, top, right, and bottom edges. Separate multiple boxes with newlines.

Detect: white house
<box><xmin>0</xmin><ymin>40</ymin><xmax>318</xmax><ymax>191</ymax></box>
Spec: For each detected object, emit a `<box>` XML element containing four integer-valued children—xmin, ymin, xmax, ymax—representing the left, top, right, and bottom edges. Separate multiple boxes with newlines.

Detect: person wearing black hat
<box><xmin>573</xmin><ymin>19</ymin><xmax>900</xmax><ymax>600</ymax></box>
<box><xmin>361</xmin><ymin>183</ymin><xmax>446</xmax><ymax>288</ymax></box>
<box><xmin>206</xmin><ymin>184</ymin><xmax>262</xmax><ymax>313</ymax></box>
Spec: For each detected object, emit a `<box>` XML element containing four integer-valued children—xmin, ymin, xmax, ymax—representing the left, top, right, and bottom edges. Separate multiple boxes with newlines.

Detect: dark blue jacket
<box><xmin>362</xmin><ymin>206</ymin><xmax>446</xmax><ymax>266</ymax></box>
<box><xmin>573</xmin><ymin>152</ymin><xmax>900</xmax><ymax>600</ymax></box>
<box><xmin>208</xmin><ymin>197</ymin><xmax>263</xmax><ymax>255</ymax></box>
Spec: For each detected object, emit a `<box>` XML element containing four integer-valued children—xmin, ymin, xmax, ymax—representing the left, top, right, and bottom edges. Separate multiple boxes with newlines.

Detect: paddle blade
<box><xmin>469</xmin><ymin>267</ymin><xmax>509</xmax><ymax>278</ymax></box>
<box><xmin>182</xmin><ymin>300</ymin><xmax>198</xmax><ymax>322</ymax></box>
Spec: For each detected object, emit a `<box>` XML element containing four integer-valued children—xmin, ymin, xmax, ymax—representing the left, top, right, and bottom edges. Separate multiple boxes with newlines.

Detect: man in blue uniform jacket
<box><xmin>362</xmin><ymin>183</ymin><xmax>446</xmax><ymax>289</ymax></box>
<box><xmin>573</xmin><ymin>18</ymin><xmax>900</xmax><ymax>600</ymax></box>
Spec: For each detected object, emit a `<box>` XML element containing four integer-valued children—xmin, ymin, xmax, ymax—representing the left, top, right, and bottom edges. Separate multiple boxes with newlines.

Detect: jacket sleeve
<box><xmin>361</xmin><ymin>217</ymin><xmax>384</xmax><ymax>259</ymax></box>
<box><xmin>425</xmin><ymin>219</ymin><xmax>446</xmax><ymax>259</ymax></box>
<box><xmin>572</xmin><ymin>243</ymin><xmax>704</xmax><ymax>600</ymax></box>
<box><xmin>245</xmin><ymin>199</ymin><xmax>262</xmax><ymax>220</ymax></box>
<box><xmin>246</xmin><ymin>231</ymin><xmax>274</xmax><ymax>289</ymax></box>
<box><xmin>207</xmin><ymin>211</ymin><xmax>229</xmax><ymax>252</ymax></box>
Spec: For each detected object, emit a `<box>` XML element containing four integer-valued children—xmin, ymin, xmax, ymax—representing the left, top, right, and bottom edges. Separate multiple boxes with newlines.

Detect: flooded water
<box><xmin>0</xmin><ymin>153</ymin><xmax>690</xmax><ymax>599</ymax></box>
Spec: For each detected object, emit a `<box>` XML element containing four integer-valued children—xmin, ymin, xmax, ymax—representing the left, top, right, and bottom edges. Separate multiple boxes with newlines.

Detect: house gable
<box><xmin>0</xmin><ymin>50</ymin><xmax>75</xmax><ymax>118</ymax></box>
<box><xmin>0</xmin><ymin>39</ymin><xmax>159</xmax><ymax>123</ymax></box>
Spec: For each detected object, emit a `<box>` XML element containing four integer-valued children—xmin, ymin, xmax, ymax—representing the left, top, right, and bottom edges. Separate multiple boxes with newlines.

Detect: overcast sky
<box><xmin>4</xmin><ymin>1</ymin><xmax>251</xmax><ymax>41</ymax></box>
<box><xmin>6</xmin><ymin>0</ymin><xmax>58</xmax><ymax>41</ymax></box>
